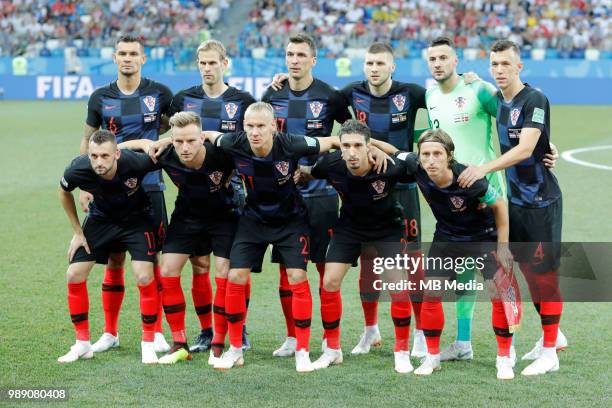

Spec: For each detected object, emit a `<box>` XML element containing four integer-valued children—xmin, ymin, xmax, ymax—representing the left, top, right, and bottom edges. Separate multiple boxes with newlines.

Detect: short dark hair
<box><xmin>367</xmin><ymin>42</ymin><xmax>394</xmax><ymax>56</ymax></box>
<box><xmin>287</xmin><ymin>32</ymin><xmax>317</xmax><ymax>57</ymax></box>
<box><xmin>115</xmin><ymin>35</ymin><xmax>145</xmax><ymax>52</ymax></box>
<box><xmin>429</xmin><ymin>36</ymin><xmax>455</xmax><ymax>50</ymax></box>
<box><xmin>338</xmin><ymin>119</ymin><xmax>371</xmax><ymax>143</ymax></box>
<box><xmin>417</xmin><ymin>129</ymin><xmax>455</xmax><ymax>166</ymax></box>
<box><xmin>491</xmin><ymin>39</ymin><xmax>520</xmax><ymax>56</ymax></box>
<box><xmin>90</xmin><ymin>129</ymin><xmax>117</xmax><ymax>146</ymax></box>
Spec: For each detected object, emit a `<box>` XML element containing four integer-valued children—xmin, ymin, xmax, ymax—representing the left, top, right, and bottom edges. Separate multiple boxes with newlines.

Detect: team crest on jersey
<box><xmin>143</xmin><ymin>96</ymin><xmax>156</xmax><ymax>112</ymax></box>
<box><xmin>275</xmin><ymin>161</ymin><xmax>290</xmax><ymax>176</ymax></box>
<box><xmin>124</xmin><ymin>178</ymin><xmax>138</xmax><ymax>189</ymax></box>
<box><xmin>510</xmin><ymin>108</ymin><xmax>521</xmax><ymax>126</ymax></box>
<box><xmin>450</xmin><ymin>196</ymin><xmax>464</xmax><ymax>209</ymax></box>
<box><xmin>225</xmin><ymin>103</ymin><xmax>238</xmax><ymax>119</ymax></box>
<box><xmin>454</xmin><ymin>96</ymin><xmax>466</xmax><ymax>110</ymax></box>
<box><xmin>309</xmin><ymin>101</ymin><xmax>324</xmax><ymax>118</ymax></box>
<box><xmin>371</xmin><ymin>180</ymin><xmax>386</xmax><ymax>194</ymax></box>
<box><xmin>392</xmin><ymin>94</ymin><xmax>406</xmax><ymax>111</ymax></box>
<box><xmin>209</xmin><ymin>171</ymin><xmax>223</xmax><ymax>185</ymax></box>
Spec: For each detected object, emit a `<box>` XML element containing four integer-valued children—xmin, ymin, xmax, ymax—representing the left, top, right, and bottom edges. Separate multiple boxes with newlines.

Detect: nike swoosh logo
<box><xmin>186</xmin><ymin>104</ymin><xmax>197</xmax><ymax>109</ymax></box>
<box><xmin>104</xmin><ymin>105</ymin><xmax>117</xmax><ymax>110</ymax></box>
<box><xmin>238</xmin><ymin>163</ymin><xmax>249</xmax><ymax>168</ymax></box>
<box><xmin>429</xmin><ymin>106</ymin><xmax>437</xmax><ymax>110</ymax></box>
<box><xmin>355</xmin><ymin>99</ymin><xmax>366</xmax><ymax>103</ymax></box>
<box><xmin>147</xmin><ymin>250</ymin><xmax>156</xmax><ymax>256</ymax></box>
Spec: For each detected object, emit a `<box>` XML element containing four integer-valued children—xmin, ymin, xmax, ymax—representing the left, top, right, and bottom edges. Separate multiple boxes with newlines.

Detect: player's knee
<box><xmin>228</xmin><ymin>269</ymin><xmax>249</xmax><ymax>284</ymax></box>
<box><xmin>191</xmin><ymin>256</ymin><xmax>210</xmax><ymax>274</ymax></box>
<box><xmin>66</xmin><ymin>264</ymin><xmax>89</xmax><ymax>283</ymax></box>
<box><xmin>323</xmin><ymin>276</ymin><xmax>341</xmax><ymax>292</ymax></box>
<box><xmin>214</xmin><ymin>258</ymin><xmax>230</xmax><ymax>277</ymax></box>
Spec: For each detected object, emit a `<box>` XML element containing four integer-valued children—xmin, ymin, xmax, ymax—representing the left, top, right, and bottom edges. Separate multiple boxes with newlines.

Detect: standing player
<box><xmin>458</xmin><ymin>40</ymin><xmax>564</xmax><ymax>376</ymax></box>
<box><xmin>203</xmin><ymin>102</ymin><xmax>340</xmax><ymax>372</ymax></box>
<box><xmin>168</xmin><ymin>40</ymin><xmax>256</xmax><ymax>353</ymax></box>
<box><xmin>338</xmin><ymin>42</ymin><xmax>428</xmax><ymax>357</ymax></box>
<box><xmin>301</xmin><ymin>120</ymin><xmax>415</xmax><ymax>374</ymax></box>
<box><xmin>372</xmin><ymin>129</ymin><xmax>517</xmax><ymax>379</ymax></box>
<box><xmin>262</xmin><ymin>33</ymin><xmax>351</xmax><ymax>357</ymax></box>
<box><xmin>58</xmin><ymin>130</ymin><xmax>161</xmax><ymax>364</ymax></box>
<box><xmin>80</xmin><ymin>35</ymin><xmax>172</xmax><ymax>353</ymax></box>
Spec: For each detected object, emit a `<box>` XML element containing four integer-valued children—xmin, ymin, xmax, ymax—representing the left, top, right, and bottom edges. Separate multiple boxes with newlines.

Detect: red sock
<box><xmin>153</xmin><ymin>264</ymin><xmax>164</xmax><ymax>333</ymax></box>
<box><xmin>291</xmin><ymin>280</ymin><xmax>312</xmax><ymax>352</ymax></box>
<box><xmin>278</xmin><ymin>265</ymin><xmax>295</xmax><ymax>337</ymax></box>
<box><xmin>192</xmin><ymin>272</ymin><xmax>212</xmax><ymax>330</ymax></box>
<box><xmin>411</xmin><ymin>301</ymin><xmax>423</xmax><ymax>330</ymax></box>
<box><xmin>161</xmin><ymin>276</ymin><xmax>186</xmax><ymax>344</ymax></box>
<box><xmin>138</xmin><ymin>280</ymin><xmax>159</xmax><ymax>342</ymax></box>
<box><xmin>390</xmin><ymin>293</ymin><xmax>412</xmax><ymax>352</ymax></box>
<box><xmin>421</xmin><ymin>297</ymin><xmax>444</xmax><ymax>354</ymax></box>
<box><xmin>101</xmin><ymin>267</ymin><xmax>124</xmax><ymax>336</ymax></box>
<box><xmin>212</xmin><ymin>277</ymin><xmax>228</xmax><ymax>346</ymax></box>
<box><xmin>320</xmin><ymin>288</ymin><xmax>341</xmax><ymax>349</ymax></box>
<box><xmin>245</xmin><ymin>275</ymin><xmax>251</xmax><ymax>313</ymax></box>
<box><xmin>68</xmin><ymin>281</ymin><xmax>89</xmax><ymax>341</ymax></box>
<box><xmin>226</xmin><ymin>281</ymin><xmax>246</xmax><ymax>348</ymax></box>
<box><xmin>492</xmin><ymin>299</ymin><xmax>513</xmax><ymax>356</ymax></box>
<box><xmin>540</xmin><ymin>301</ymin><xmax>563</xmax><ymax>347</ymax></box>
<box><xmin>408</xmin><ymin>249</ymin><xmax>425</xmax><ymax>330</ymax></box>
<box><xmin>359</xmin><ymin>260</ymin><xmax>380</xmax><ymax>326</ymax></box>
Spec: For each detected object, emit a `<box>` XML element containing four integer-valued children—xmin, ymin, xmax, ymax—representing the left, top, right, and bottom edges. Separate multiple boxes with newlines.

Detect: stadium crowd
<box><xmin>239</xmin><ymin>0</ymin><xmax>612</xmax><ymax>57</ymax></box>
<box><xmin>0</xmin><ymin>0</ymin><xmax>232</xmax><ymax>56</ymax></box>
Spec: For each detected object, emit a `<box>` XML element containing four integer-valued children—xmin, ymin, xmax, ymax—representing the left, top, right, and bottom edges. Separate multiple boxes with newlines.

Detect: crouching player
<box><xmin>120</xmin><ymin>111</ymin><xmax>239</xmax><ymax>365</ymax></box>
<box><xmin>301</xmin><ymin>120</ymin><xmax>415</xmax><ymax>373</ymax></box>
<box><xmin>374</xmin><ymin>129</ymin><xmax>518</xmax><ymax>379</ymax></box>
<box><xmin>58</xmin><ymin>130</ymin><xmax>162</xmax><ymax>364</ymax></box>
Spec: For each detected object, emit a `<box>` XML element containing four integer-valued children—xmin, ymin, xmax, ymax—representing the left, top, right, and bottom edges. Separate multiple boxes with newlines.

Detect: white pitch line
<box><xmin>561</xmin><ymin>145</ymin><xmax>612</xmax><ymax>171</ymax></box>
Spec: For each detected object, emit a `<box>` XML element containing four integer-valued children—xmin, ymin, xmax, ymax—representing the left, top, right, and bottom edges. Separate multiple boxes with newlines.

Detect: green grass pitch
<box><xmin>0</xmin><ymin>101</ymin><xmax>611</xmax><ymax>407</ymax></box>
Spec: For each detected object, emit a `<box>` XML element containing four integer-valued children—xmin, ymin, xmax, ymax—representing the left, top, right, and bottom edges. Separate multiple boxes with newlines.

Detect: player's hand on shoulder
<box><xmin>458</xmin><ymin>165</ymin><xmax>485</xmax><ymax>188</ymax></box>
<box><xmin>148</xmin><ymin>138</ymin><xmax>172</xmax><ymax>162</ymax></box>
<box><xmin>495</xmin><ymin>242</ymin><xmax>514</xmax><ymax>274</ymax></box>
<box><xmin>78</xmin><ymin>190</ymin><xmax>93</xmax><ymax>212</ymax></box>
<box><xmin>368</xmin><ymin>146</ymin><xmax>393</xmax><ymax>174</ymax></box>
<box><xmin>542</xmin><ymin>142</ymin><xmax>559</xmax><ymax>169</ymax></box>
<box><xmin>462</xmin><ymin>71</ymin><xmax>481</xmax><ymax>84</ymax></box>
<box><xmin>271</xmin><ymin>73</ymin><xmax>289</xmax><ymax>91</ymax></box>
<box><xmin>68</xmin><ymin>232</ymin><xmax>90</xmax><ymax>262</ymax></box>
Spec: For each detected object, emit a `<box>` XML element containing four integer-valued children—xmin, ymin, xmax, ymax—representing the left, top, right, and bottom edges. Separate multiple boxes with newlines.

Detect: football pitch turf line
<box><xmin>0</xmin><ymin>102</ymin><xmax>611</xmax><ymax>407</ymax></box>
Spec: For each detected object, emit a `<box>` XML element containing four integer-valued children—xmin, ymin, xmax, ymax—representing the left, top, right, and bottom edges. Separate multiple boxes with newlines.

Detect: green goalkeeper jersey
<box><xmin>425</xmin><ymin>77</ymin><xmax>506</xmax><ymax>197</ymax></box>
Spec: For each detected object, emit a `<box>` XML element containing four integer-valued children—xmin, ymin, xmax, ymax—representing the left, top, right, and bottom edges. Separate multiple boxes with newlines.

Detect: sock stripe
<box><xmin>294</xmin><ymin>318</ymin><xmax>311</xmax><ymax>328</ymax></box>
<box><xmin>493</xmin><ymin>326</ymin><xmax>513</xmax><ymax>337</ymax></box>
<box><xmin>195</xmin><ymin>304</ymin><xmax>212</xmax><ymax>315</ymax></box>
<box><xmin>279</xmin><ymin>289</ymin><xmax>292</xmax><ymax>298</ymax></box>
<box><xmin>541</xmin><ymin>314</ymin><xmax>561</xmax><ymax>325</ymax></box>
<box><xmin>359</xmin><ymin>292</ymin><xmax>380</xmax><ymax>302</ymax></box>
<box><xmin>392</xmin><ymin>316</ymin><xmax>412</xmax><ymax>327</ymax></box>
<box><xmin>70</xmin><ymin>312</ymin><xmax>88</xmax><ymax>323</ymax></box>
<box><xmin>213</xmin><ymin>305</ymin><xmax>226</xmax><ymax>315</ymax></box>
<box><xmin>322</xmin><ymin>319</ymin><xmax>340</xmax><ymax>330</ymax></box>
<box><xmin>225</xmin><ymin>312</ymin><xmax>245</xmax><ymax>323</ymax></box>
<box><xmin>163</xmin><ymin>303</ymin><xmax>186</xmax><ymax>314</ymax></box>
<box><xmin>422</xmin><ymin>329</ymin><xmax>442</xmax><ymax>338</ymax></box>
<box><xmin>141</xmin><ymin>313</ymin><xmax>158</xmax><ymax>324</ymax></box>
<box><xmin>101</xmin><ymin>284</ymin><xmax>125</xmax><ymax>292</ymax></box>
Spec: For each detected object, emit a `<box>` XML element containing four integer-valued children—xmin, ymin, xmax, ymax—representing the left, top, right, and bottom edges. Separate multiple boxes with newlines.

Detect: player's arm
<box><xmin>59</xmin><ymin>178</ymin><xmax>90</xmax><ymax>260</ymax></box>
<box><xmin>458</xmin><ymin>128</ymin><xmax>540</xmax><ymax>188</ymax></box>
<box><xmin>118</xmin><ymin>139</ymin><xmax>153</xmax><ymax>152</ymax></box>
<box><xmin>204</xmin><ymin>131</ymin><xmax>224</xmax><ymax>145</ymax></box>
<box><xmin>316</xmin><ymin>136</ymin><xmax>340</xmax><ymax>152</ymax></box>
<box><xmin>488</xmin><ymin>196</ymin><xmax>513</xmax><ymax>272</ymax></box>
<box><xmin>369</xmin><ymin>138</ymin><xmax>399</xmax><ymax>155</ymax></box>
<box><xmin>78</xmin><ymin>124</ymin><xmax>99</xmax><ymax>212</ymax></box>
<box><xmin>270</xmin><ymin>72</ymin><xmax>289</xmax><ymax>91</ymax></box>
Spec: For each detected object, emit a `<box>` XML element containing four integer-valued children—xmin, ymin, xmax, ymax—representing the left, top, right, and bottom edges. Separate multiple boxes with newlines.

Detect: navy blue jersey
<box><xmin>60</xmin><ymin>150</ymin><xmax>157</xmax><ymax>221</ymax></box>
<box><xmin>169</xmin><ymin>85</ymin><xmax>256</xmax><ymax>133</ymax></box>
<box><xmin>496</xmin><ymin>84</ymin><xmax>561</xmax><ymax>208</ymax></box>
<box><xmin>311</xmin><ymin>151</ymin><xmax>412</xmax><ymax>229</ymax></box>
<box><xmin>157</xmin><ymin>142</ymin><xmax>236</xmax><ymax>220</ymax></box>
<box><xmin>397</xmin><ymin>153</ymin><xmax>498</xmax><ymax>241</ymax></box>
<box><xmin>86</xmin><ymin>78</ymin><xmax>172</xmax><ymax>191</ymax></box>
<box><xmin>216</xmin><ymin>132</ymin><xmax>320</xmax><ymax>224</ymax></box>
<box><xmin>262</xmin><ymin>79</ymin><xmax>351</xmax><ymax>198</ymax></box>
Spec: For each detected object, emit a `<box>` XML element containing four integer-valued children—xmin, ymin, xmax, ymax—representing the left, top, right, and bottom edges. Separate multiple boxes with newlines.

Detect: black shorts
<box><xmin>326</xmin><ymin>221</ymin><xmax>404</xmax><ymax>265</ymax></box>
<box><xmin>147</xmin><ymin>191</ymin><xmax>168</xmax><ymax>251</ymax></box>
<box><xmin>71</xmin><ymin>216</ymin><xmax>156</xmax><ymax>264</ymax></box>
<box><xmin>393</xmin><ymin>185</ymin><xmax>421</xmax><ymax>246</ymax></box>
<box><xmin>162</xmin><ymin>213</ymin><xmax>237</xmax><ymax>259</ymax></box>
<box><xmin>509</xmin><ymin>198</ymin><xmax>562</xmax><ymax>272</ymax></box>
<box><xmin>425</xmin><ymin>234</ymin><xmax>499</xmax><ymax>280</ymax></box>
<box><xmin>230</xmin><ymin>216</ymin><xmax>310</xmax><ymax>270</ymax></box>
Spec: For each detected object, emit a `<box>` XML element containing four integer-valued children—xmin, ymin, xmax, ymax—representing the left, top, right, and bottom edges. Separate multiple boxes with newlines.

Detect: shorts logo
<box><xmin>209</xmin><ymin>171</ymin><xmax>223</xmax><ymax>185</ymax></box>
<box><xmin>124</xmin><ymin>178</ymin><xmax>138</xmax><ymax>188</ymax></box>
<box><xmin>454</xmin><ymin>96</ymin><xmax>466</xmax><ymax>110</ymax></box>
<box><xmin>143</xmin><ymin>96</ymin><xmax>157</xmax><ymax>112</ymax></box>
<box><xmin>60</xmin><ymin>177</ymin><xmax>69</xmax><ymax>188</ymax></box>
<box><xmin>275</xmin><ymin>161</ymin><xmax>290</xmax><ymax>176</ymax></box>
<box><xmin>225</xmin><ymin>103</ymin><xmax>238</xmax><ymax>119</ymax></box>
<box><xmin>450</xmin><ymin>196</ymin><xmax>464</xmax><ymax>209</ymax></box>
<box><xmin>185</xmin><ymin>103</ymin><xmax>197</xmax><ymax>109</ymax></box>
<box><xmin>510</xmin><ymin>108</ymin><xmax>521</xmax><ymax>126</ymax></box>
<box><xmin>309</xmin><ymin>101</ymin><xmax>324</xmax><ymax>118</ymax></box>
<box><xmin>392</xmin><ymin>94</ymin><xmax>406</xmax><ymax>111</ymax></box>
<box><xmin>104</xmin><ymin>105</ymin><xmax>117</xmax><ymax>111</ymax></box>
<box><xmin>371</xmin><ymin>180</ymin><xmax>386</xmax><ymax>194</ymax></box>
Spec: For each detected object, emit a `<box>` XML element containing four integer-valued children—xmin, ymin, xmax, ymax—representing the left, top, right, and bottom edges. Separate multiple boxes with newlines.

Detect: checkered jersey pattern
<box><xmin>86</xmin><ymin>78</ymin><xmax>172</xmax><ymax>190</ymax></box>
<box><xmin>496</xmin><ymin>85</ymin><xmax>561</xmax><ymax>208</ymax></box>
